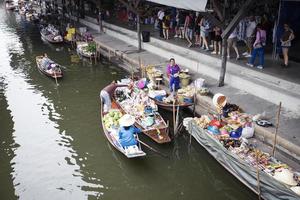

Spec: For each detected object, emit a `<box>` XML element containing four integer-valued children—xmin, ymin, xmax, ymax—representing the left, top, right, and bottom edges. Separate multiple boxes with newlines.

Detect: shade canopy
<box><xmin>146</xmin><ymin>0</ymin><xmax>208</xmax><ymax>12</ymax></box>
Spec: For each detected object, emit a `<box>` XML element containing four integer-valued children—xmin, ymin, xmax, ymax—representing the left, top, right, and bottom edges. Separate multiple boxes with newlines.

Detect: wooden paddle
<box><xmin>136</xmin><ymin>138</ymin><xmax>169</xmax><ymax>158</ymax></box>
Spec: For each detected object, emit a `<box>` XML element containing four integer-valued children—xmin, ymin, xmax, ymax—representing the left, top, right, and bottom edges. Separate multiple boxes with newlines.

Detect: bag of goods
<box><xmin>241</xmin><ymin>122</ymin><xmax>255</xmax><ymax>139</ymax></box>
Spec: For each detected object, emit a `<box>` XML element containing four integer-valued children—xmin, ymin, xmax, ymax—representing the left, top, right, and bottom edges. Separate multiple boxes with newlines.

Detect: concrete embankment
<box><xmin>73</xmin><ymin>16</ymin><xmax>300</xmax><ymax>162</ymax></box>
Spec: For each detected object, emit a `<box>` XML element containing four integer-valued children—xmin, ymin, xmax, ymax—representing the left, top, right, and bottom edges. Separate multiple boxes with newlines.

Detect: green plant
<box><xmin>86</xmin><ymin>42</ymin><xmax>96</xmax><ymax>53</ymax></box>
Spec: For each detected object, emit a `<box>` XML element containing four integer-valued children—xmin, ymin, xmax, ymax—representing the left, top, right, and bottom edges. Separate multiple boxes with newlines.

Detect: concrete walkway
<box><xmin>74</xmin><ymin>16</ymin><xmax>300</xmax><ymax>162</ymax></box>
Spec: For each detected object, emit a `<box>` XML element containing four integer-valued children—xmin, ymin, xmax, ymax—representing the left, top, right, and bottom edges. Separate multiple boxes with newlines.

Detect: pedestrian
<box><xmin>227</xmin><ymin>27</ymin><xmax>240</xmax><ymax>60</ymax></box>
<box><xmin>211</xmin><ymin>26</ymin><xmax>222</xmax><ymax>55</ymax></box>
<box><xmin>243</xmin><ymin>16</ymin><xmax>257</xmax><ymax>57</ymax></box>
<box><xmin>194</xmin><ymin>13</ymin><xmax>202</xmax><ymax>46</ymax></box>
<box><xmin>162</xmin><ymin>16</ymin><xmax>170</xmax><ymax>40</ymax></box>
<box><xmin>200</xmin><ymin>17</ymin><xmax>209</xmax><ymax>51</ymax></box>
<box><xmin>280</xmin><ymin>23</ymin><xmax>295</xmax><ymax>68</ymax></box>
<box><xmin>157</xmin><ymin>8</ymin><xmax>165</xmax><ymax>38</ymax></box>
<box><xmin>184</xmin><ymin>12</ymin><xmax>194</xmax><ymax>47</ymax></box>
<box><xmin>247</xmin><ymin>24</ymin><xmax>266</xmax><ymax>69</ymax></box>
<box><xmin>166</xmin><ymin>58</ymin><xmax>181</xmax><ymax>92</ymax></box>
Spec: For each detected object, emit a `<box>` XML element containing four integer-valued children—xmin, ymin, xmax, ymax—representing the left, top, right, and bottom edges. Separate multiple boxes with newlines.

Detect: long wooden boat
<box><xmin>188</xmin><ymin>121</ymin><xmax>300</xmax><ymax>200</ymax></box>
<box><xmin>36</xmin><ymin>56</ymin><xmax>63</xmax><ymax>79</ymax></box>
<box><xmin>100</xmin><ymin>99</ymin><xmax>146</xmax><ymax>158</ymax></box>
<box><xmin>40</xmin><ymin>29</ymin><xmax>63</xmax><ymax>44</ymax></box>
<box><xmin>149</xmin><ymin>96</ymin><xmax>194</xmax><ymax>112</ymax></box>
<box><xmin>113</xmin><ymin>87</ymin><xmax>171</xmax><ymax>144</ymax></box>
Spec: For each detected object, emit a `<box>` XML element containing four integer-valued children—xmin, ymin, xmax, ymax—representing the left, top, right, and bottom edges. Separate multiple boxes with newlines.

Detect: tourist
<box><xmin>184</xmin><ymin>12</ymin><xmax>194</xmax><ymax>47</ymax></box>
<box><xmin>227</xmin><ymin>27</ymin><xmax>240</xmax><ymax>60</ymax></box>
<box><xmin>280</xmin><ymin>23</ymin><xmax>295</xmax><ymax>68</ymax></box>
<box><xmin>200</xmin><ymin>17</ymin><xmax>209</xmax><ymax>51</ymax></box>
<box><xmin>194</xmin><ymin>13</ymin><xmax>202</xmax><ymax>46</ymax></box>
<box><xmin>247</xmin><ymin>24</ymin><xmax>266</xmax><ymax>69</ymax></box>
<box><xmin>243</xmin><ymin>16</ymin><xmax>257</xmax><ymax>57</ymax></box>
<box><xmin>118</xmin><ymin>114</ymin><xmax>141</xmax><ymax>148</ymax></box>
<box><xmin>167</xmin><ymin>58</ymin><xmax>181</xmax><ymax>92</ymax></box>
<box><xmin>100</xmin><ymin>81</ymin><xmax>126</xmax><ymax>113</ymax></box>
<box><xmin>211</xmin><ymin>26</ymin><xmax>222</xmax><ymax>55</ymax></box>
<box><xmin>162</xmin><ymin>16</ymin><xmax>170</xmax><ymax>40</ymax></box>
<box><xmin>157</xmin><ymin>8</ymin><xmax>165</xmax><ymax>38</ymax></box>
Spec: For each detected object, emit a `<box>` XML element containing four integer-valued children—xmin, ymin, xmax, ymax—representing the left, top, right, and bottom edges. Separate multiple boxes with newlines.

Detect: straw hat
<box><xmin>273</xmin><ymin>169</ymin><xmax>297</xmax><ymax>186</ymax></box>
<box><xmin>290</xmin><ymin>186</ymin><xmax>300</xmax><ymax>196</ymax></box>
<box><xmin>212</xmin><ymin>93</ymin><xmax>227</xmax><ymax>108</ymax></box>
<box><xmin>119</xmin><ymin>114</ymin><xmax>135</xmax><ymax>127</ymax></box>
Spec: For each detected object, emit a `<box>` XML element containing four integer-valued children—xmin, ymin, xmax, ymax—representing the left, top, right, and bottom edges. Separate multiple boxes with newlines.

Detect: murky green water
<box><xmin>0</xmin><ymin>4</ymin><xmax>257</xmax><ymax>200</ymax></box>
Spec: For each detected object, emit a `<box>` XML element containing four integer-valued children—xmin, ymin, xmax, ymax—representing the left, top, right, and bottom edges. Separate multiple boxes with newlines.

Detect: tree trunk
<box><xmin>218</xmin><ymin>38</ymin><xmax>228</xmax><ymax>87</ymax></box>
<box><xmin>137</xmin><ymin>13</ymin><xmax>141</xmax><ymax>51</ymax></box>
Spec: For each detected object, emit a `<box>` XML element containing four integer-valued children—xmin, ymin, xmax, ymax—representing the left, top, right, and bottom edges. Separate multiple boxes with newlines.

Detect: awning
<box><xmin>146</xmin><ymin>0</ymin><xmax>208</xmax><ymax>12</ymax></box>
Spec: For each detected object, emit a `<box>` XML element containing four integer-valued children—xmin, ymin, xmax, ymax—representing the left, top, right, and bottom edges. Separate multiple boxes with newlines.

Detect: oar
<box><xmin>136</xmin><ymin>138</ymin><xmax>169</xmax><ymax>158</ymax></box>
<box><xmin>54</xmin><ymin>70</ymin><xmax>58</xmax><ymax>86</ymax></box>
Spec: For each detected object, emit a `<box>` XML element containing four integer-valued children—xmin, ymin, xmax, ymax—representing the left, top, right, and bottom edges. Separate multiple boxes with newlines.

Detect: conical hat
<box><xmin>119</xmin><ymin>114</ymin><xmax>135</xmax><ymax>127</ymax></box>
<box><xmin>273</xmin><ymin>169</ymin><xmax>297</xmax><ymax>186</ymax></box>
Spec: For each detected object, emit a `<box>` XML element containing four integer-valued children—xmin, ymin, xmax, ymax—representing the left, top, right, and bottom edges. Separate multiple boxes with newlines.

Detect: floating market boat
<box><xmin>185</xmin><ymin>96</ymin><xmax>300</xmax><ymax>200</ymax></box>
<box><xmin>100</xmin><ymin>99</ymin><xmax>146</xmax><ymax>158</ymax></box>
<box><xmin>40</xmin><ymin>25</ymin><xmax>63</xmax><ymax>44</ymax></box>
<box><xmin>76</xmin><ymin>41</ymin><xmax>96</xmax><ymax>58</ymax></box>
<box><xmin>36</xmin><ymin>56</ymin><xmax>63</xmax><ymax>79</ymax></box>
<box><xmin>113</xmin><ymin>81</ymin><xmax>171</xmax><ymax>144</ymax></box>
<box><xmin>5</xmin><ymin>2</ymin><xmax>16</xmax><ymax>10</ymax></box>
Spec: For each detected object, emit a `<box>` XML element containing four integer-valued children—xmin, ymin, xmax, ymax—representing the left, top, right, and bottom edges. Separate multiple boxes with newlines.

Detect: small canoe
<box><xmin>100</xmin><ymin>99</ymin><xmax>146</xmax><ymax>158</ymax></box>
<box><xmin>36</xmin><ymin>56</ymin><xmax>63</xmax><ymax>79</ymax></box>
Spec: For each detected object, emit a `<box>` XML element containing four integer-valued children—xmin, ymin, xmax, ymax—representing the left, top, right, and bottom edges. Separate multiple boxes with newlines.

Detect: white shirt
<box><xmin>246</xmin><ymin>21</ymin><xmax>256</xmax><ymax>37</ymax></box>
<box><xmin>229</xmin><ymin>28</ymin><xmax>237</xmax><ymax>39</ymax></box>
<box><xmin>157</xmin><ymin>10</ymin><xmax>165</xmax><ymax>20</ymax></box>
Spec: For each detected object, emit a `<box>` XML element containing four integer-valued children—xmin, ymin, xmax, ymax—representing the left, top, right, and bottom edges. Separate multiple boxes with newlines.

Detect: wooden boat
<box><xmin>76</xmin><ymin>42</ymin><xmax>96</xmax><ymax>58</ymax></box>
<box><xmin>100</xmin><ymin>99</ymin><xmax>146</xmax><ymax>158</ymax></box>
<box><xmin>40</xmin><ymin>27</ymin><xmax>63</xmax><ymax>44</ymax></box>
<box><xmin>35</xmin><ymin>56</ymin><xmax>63</xmax><ymax>79</ymax></box>
<box><xmin>149</xmin><ymin>96</ymin><xmax>194</xmax><ymax>112</ymax></box>
<box><xmin>113</xmin><ymin>86</ymin><xmax>171</xmax><ymax>144</ymax></box>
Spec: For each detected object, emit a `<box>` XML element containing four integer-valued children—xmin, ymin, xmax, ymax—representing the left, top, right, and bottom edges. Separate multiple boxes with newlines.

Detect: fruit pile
<box><xmin>103</xmin><ymin>110</ymin><xmax>123</xmax><ymax>130</ymax></box>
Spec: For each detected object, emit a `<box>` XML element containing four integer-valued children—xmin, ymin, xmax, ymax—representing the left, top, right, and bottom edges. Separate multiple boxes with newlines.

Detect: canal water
<box><xmin>0</xmin><ymin>4</ymin><xmax>257</xmax><ymax>200</ymax></box>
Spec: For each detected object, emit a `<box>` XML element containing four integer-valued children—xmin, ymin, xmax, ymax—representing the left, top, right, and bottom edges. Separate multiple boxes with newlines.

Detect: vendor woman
<box><xmin>118</xmin><ymin>114</ymin><xmax>141</xmax><ymax>147</ymax></box>
<box><xmin>167</xmin><ymin>58</ymin><xmax>181</xmax><ymax>92</ymax></box>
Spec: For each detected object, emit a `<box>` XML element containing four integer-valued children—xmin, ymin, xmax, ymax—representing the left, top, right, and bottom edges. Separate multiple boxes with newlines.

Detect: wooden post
<box><xmin>272</xmin><ymin>102</ymin><xmax>282</xmax><ymax>157</ymax></box>
<box><xmin>218</xmin><ymin>38</ymin><xmax>228</xmax><ymax>87</ymax></box>
<box><xmin>137</xmin><ymin>13</ymin><xmax>142</xmax><ymax>51</ymax></box>
<box><xmin>256</xmin><ymin>150</ymin><xmax>262</xmax><ymax>200</ymax></box>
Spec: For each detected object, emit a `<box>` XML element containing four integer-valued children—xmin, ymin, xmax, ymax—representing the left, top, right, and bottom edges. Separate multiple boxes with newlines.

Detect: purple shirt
<box><xmin>167</xmin><ymin>64</ymin><xmax>180</xmax><ymax>78</ymax></box>
<box><xmin>253</xmin><ymin>30</ymin><xmax>266</xmax><ymax>47</ymax></box>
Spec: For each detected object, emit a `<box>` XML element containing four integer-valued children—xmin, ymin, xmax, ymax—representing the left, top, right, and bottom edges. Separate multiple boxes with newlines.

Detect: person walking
<box><xmin>157</xmin><ymin>9</ymin><xmax>165</xmax><ymax>38</ymax></box>
<box><xmin>247</xmin><ymin>24</ymin><xmax>266</xmax><ymax>69</ymax></box>
<box><xmin>184</xmin><ymin>12</ymin><xmax>194</xmax><ymax>47</ymax></box>
<box><xmin>280</xmin><ymin>23</ymin><xmax>295</xmax><ymax>68</ymax></box>
<box><xmin>243</xmin><ymin>16</ymin><xmax>257</xmax><ymax>57</ymax></box>
<box><xmin>194</xmin><ymin>14</ymin><xmax>202</xmax><ymax>46</ymax></box>
<box><xmin>200</xmin><ymin>17</ymin><xmax>209</xmax><ymax>51</ymax></box>
<box><xmin>162</xmin><ymin>16</ymin><xmax>170</xmax><ymax>40</ymax></box>
<box><xmin>211</xmin><ymin>26</ymin><xmax>222</xmax><ymax>55</ymax></box>
<box><xmin>227</xmin><ymin>27</ymin><xmax>240</xmax><ymax>60</ymax></box>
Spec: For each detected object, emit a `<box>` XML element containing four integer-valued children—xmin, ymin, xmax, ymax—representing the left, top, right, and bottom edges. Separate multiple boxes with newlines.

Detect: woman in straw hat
<box><xmin>118</xmin><ymin>114</ymin><xmax>141</xmax><ymax>147</ymax></box>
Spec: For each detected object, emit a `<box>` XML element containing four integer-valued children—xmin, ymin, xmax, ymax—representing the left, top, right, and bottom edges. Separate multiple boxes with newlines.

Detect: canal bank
<box><xmin>69</xmin><ymin>15</ymin><xmax>300</xmax><ymax>163</ymax></box>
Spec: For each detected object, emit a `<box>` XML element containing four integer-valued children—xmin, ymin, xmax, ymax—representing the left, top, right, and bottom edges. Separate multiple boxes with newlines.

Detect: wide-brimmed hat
<box><xmin>119</xmin><ymin>114</ymin><xmax>135</xmax><ymax>127</ymax></box>
<box><xmin>273</xmin><ymin>168</ymin><xmax>297</xmax><ymax>186</ymax></box>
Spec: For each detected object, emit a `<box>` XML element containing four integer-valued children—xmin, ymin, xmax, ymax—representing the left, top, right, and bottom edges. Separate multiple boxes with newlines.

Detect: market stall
<box><xmin>185</xmin><ymin>94</ymin><xmax>300</xmax><ymax>199</ymax></box>
<box><xmin>113</xmin><ymin>79</ymin><xmax>171</xmax><ymax>144</ymax></box>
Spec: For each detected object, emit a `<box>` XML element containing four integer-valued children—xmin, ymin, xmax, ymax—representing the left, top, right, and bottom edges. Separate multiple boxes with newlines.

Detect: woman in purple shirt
<box><xmin>167</xmin><ymin>58</ymin><xmax>181</xmax><ymax>92</ymax></box>
<box><xmin>247</xmin><ymin>24</ymin><xmax>266</xmax><ymax>69</ymax></box>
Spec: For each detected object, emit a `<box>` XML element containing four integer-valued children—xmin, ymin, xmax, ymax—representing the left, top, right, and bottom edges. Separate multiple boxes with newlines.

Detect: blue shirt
<box><xmin>118</xmin><ymin>126</ymin><xmax>141</xmax><ymax>147</ymax></box>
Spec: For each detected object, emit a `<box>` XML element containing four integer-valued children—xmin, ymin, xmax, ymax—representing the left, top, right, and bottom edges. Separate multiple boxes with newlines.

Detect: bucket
<box><xmin>212</xmin><ymin>93</ymin><xmax>227</xmax><ymax>108</ymax></box>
